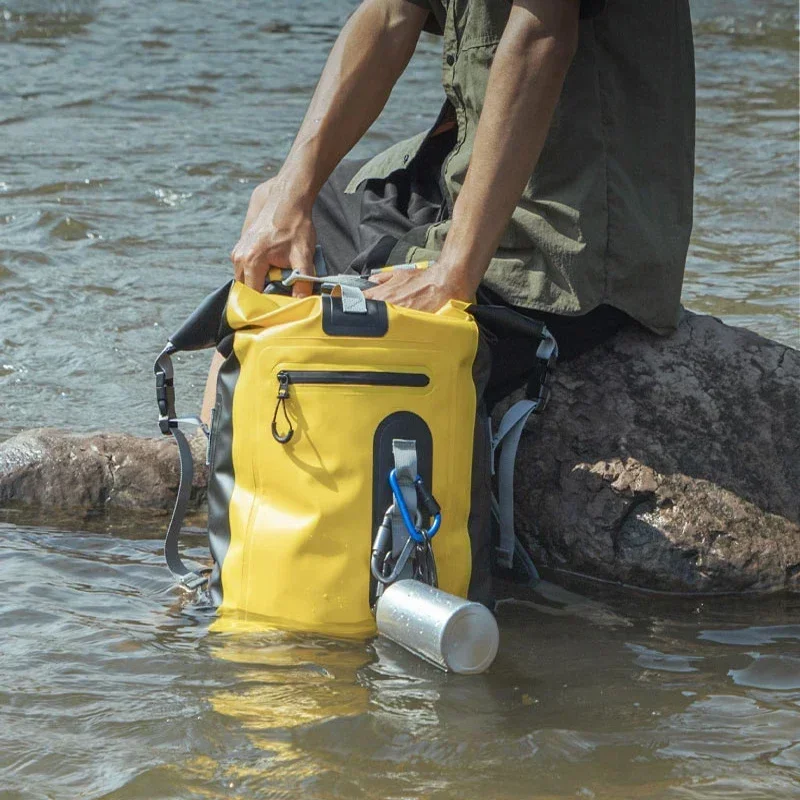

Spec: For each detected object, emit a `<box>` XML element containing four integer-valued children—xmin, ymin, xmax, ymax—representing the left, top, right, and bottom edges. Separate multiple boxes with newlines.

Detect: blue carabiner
<box><xmin>388</xmin><ymin>469</ymin><xmax>441</xmax><ymax>543</ymax></box>
<box><xmin>388</xmin><ymin>469</ymin><xmax>424</xmax><ymax>543</ymax></box>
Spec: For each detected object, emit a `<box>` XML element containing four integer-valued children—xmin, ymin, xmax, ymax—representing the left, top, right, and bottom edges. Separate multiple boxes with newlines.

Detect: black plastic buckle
<box><xmin>155</xmin><ymin>369</ymin><xmax>176</xmax><ymax>435</ymax></box>
<box><xmin>525</xmin><ymin>352</ymin><xmax>555</xmax><ymax>413</ymax></box>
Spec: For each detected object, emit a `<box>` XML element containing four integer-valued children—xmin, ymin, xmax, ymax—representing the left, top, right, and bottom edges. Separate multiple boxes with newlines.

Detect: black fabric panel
<box><xmin>477</xmin><ymin>285</ymin><xmax>634</xmax><ymax>363</ymax></box>
<box><xmin>321</xmin><ymin>295</ymin><xmax>388</xmax><ymax>337</ymax></box>
<box><xmin>311</xmin><ymin>125</ymin><xmax>454</xmax><ymax>277</ymax></box>
<box><xmin>469</xmin><ymin>300</ymin><xmax>551</xmax><ymax>410</ymax></box>
<box><xmin>580</xmin><ymin>0</ymin><xmax>606</xmax><ymax>19</ymax></box>
<box><xmin>466</xmin><ymin>332</ymin><xmax>495</xmax><ymax>608</ymax></box>
<box><xmin>169</xmin><ymin>280</ymin><xmax>233</xmax><ymax>352</ymax></box>
<box><xmin>206</xmin><ymin>345</ymin><xmax>240</xmax><ymax>606</ymax></box>
<box><xmin>371</xmin><ymin>412</ymin><xmax>433</xmax><ymax>605</ymax></box>
<box><xmin>476</xmin><ymin>287</ymin><xmax>635</xmax><ymax>409</ymax></box>
<box><xmin>468</xmin><ymin>302</ymin><xmax>549</xmax><ymax>342</ymax></box>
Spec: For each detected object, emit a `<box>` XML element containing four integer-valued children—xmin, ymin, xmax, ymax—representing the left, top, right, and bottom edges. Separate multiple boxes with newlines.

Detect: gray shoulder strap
<box><xmin>492</xmin><ymin>399</ymin><xmax>538</xmax><ymax>569</ymax></box>
<box><xmin>491</xmin><ymin>324</ymin><xmax>558</xmax><ymax>570</ymax></box>
<box><xmin>163</xmin><ymin>425</ymin><xmax>208</xmax><ymax>590</ymax></box>
<box><xmin>155</xmin><ymin>347</ymin><xmax>209</xmax><ymax>591</ymax></box>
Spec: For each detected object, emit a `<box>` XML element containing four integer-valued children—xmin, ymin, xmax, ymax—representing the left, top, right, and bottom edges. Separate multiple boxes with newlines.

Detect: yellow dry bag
<box><xmin>155</xmin><ymin>274</ymin><xmax>556</xmax><ymax>637</ymax></box>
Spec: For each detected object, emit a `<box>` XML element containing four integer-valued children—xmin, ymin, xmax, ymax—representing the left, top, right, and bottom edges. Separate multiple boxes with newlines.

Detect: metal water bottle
<box><xmin>375</xmin><ymin>580</ymin><xmax>499</xmax><ymax>674</ymax></box>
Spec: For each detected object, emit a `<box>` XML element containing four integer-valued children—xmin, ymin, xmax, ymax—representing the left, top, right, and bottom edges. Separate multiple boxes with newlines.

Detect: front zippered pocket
<box><xmin>279</xmin><ymin>370</ymin><xmax>429</xmax><ymax>388</ymax></box>
<box><xmin>271</xmin><ymin>369</ymin><xmax>430</xmax><ymax>443</ymax></box>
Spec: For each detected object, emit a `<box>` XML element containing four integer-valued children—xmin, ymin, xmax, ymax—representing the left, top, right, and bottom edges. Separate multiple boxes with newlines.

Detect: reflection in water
<box><xmin>729</xmin><ymin>654</ymin><xmax>800</xmax><ymax>691</ymax></box>
<box><xmin>208</xmin><ymin>631</ymin><xmax>372</xmax><ymax>733</ymax></box>
<box><xmin>626</xmin><ymin>643</ymin><xmax>704</xmax><ymax>674</ymax></box>
<box><xmin>699</xmin><ymin>625</ymin><xmax>800</xmax><ymax>646</ymax></box>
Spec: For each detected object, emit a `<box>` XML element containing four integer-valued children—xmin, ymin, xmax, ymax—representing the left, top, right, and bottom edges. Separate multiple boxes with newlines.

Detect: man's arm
<box><xmin>230</xmin><ymin>0</ymin><xmax>429</xmax><ymax>293</ymax></box>
<box><xmin>203</xmin><ymin>0</ymin><xmax>427</xmax><ymax>424</ymax></box>
<box><xmin>366</xmin><ymin>0</ymin><xmax>580</xmax><ymax>310</ymax></box>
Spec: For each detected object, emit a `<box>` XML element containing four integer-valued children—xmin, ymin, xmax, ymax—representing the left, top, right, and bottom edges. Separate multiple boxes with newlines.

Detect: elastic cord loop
<box><xmin>271</xmin><ymin>396</ymin><xmax>294</xmax><ymax>444</ymax></box>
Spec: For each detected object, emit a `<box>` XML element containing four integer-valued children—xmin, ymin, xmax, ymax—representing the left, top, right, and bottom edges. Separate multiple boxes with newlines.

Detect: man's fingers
<box><xmin>243</xmin><ymin>263</ymin><xmax>270</xmax><ymax>291</ymax></box>
<box><xmin>362</xmin><ymin>271</ymin><xmax>396</xmax><ymax>299</ymax></box>
<box><xmin>290</xmin><ymin>243</ymin><xmax>316</xmax><ymax>298</ymax></box>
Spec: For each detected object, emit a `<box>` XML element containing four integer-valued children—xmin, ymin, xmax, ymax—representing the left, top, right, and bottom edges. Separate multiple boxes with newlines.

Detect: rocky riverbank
<box><xmin>2</xmin><ymin>310</ymin><xmax>797</xmax><ymax>594</ymax></box>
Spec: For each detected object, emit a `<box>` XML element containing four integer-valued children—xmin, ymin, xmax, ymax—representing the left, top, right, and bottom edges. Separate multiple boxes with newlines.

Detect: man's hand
<box><xmin>230</xmin><ymin>177</ymin><xmax>316</xmax><ymax>295</ymax></box>
<box><xmin>229</xmin><ymin>0</ymin><xmax>427</xmax><ymax>295</ymax></box>
<box><xmin>364</xmin><ymin>262</ymin><xmax>475</xmax><ymax>312</ymax></box>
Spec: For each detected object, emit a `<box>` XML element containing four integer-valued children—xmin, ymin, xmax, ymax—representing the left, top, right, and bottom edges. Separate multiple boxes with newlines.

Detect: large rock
<box><xmin>0</xmin><ymin>429</ymin><xmax>208</xmax><ymax>511</ymax></box>
<box><xmin>511</xmin><ymin>310</ymin><xmax>799</xmax><ymax>593</ymax></box>
<box><xmin>0</xmin><ymin>310</ymin><xmax>797</xmax><ymax>593</ymax></box>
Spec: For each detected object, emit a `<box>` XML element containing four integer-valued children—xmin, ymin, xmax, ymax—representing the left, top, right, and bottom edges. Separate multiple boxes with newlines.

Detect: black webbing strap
<box><xmin>164</xmin><ymin>426</ymin><xmax>207</xmax><ymax>590</ymax></box>
<box><xmin>154</xmin><ymin>347</ymin><xmax>208</xmax><ymax>591</ymax></box>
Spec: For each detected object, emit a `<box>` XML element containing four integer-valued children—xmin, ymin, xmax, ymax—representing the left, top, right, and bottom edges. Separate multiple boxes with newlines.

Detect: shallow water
<box><xmin>1</xmin><ymin>517</ymin><xmax>799</xmax><ymax>800</ymax></box>
<box><xmin>1</xmin><ymin>1</ymin><xmax>799</xmax><ymax>797</ymax></box>
<box><xmin>0</xmin><ymin>0</ymin><xmax>798</xmax><ymax>438</ymax></box>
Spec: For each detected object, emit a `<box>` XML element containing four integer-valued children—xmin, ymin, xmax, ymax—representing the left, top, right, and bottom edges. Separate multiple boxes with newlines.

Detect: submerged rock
<box><xmin>0</xmin><ymin>310</ymin><xmax>797</xmax><ymax>594</ymax></box>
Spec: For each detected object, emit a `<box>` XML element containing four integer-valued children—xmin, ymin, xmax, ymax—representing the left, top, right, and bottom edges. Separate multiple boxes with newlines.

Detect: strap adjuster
<box><xmin>154</xmin><ymin>347</ymin><xmax>177</xmax><ymax>436</ymax></box>
<box><xmin>179</xmin><ymin>571</ymin><xmax>210</xmax><ymax>592</ymax></box>
<box><xmin>525</xmin><ymin>328</ymin><xmax>558</xmax><ymax>412</ymax></box>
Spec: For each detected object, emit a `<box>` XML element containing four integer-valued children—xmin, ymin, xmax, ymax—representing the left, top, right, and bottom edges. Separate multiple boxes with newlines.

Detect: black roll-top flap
<box><xmin>467</xmin><ymin>304</ymin><xmax>549</xmax><ymax>343</ymax></box>
<box><xmin>168</xmin><ymin>280</ymin><xmax>234</xmax><ymax>352</ymax></box>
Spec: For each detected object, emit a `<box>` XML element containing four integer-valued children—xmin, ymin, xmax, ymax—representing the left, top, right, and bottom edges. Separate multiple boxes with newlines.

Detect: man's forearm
<box><xmin>277</xmin><ymin>0</ymin><xmax>428</xmax><ymax>210</ymax></box>
<box><xmin>438</xmin><ymin>0</ymin><xmax>580</xmax><ymax>295</ymax></box>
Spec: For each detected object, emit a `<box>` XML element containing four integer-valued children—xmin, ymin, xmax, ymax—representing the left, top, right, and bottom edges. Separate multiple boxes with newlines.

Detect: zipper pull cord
<box><xmin>271</xmin><ymin>373</ymin><xmax>294</xmax><ymax>444</ymax></box>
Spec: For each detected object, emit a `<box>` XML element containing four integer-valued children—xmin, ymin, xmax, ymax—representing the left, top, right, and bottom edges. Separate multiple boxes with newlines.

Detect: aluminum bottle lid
<box><xmin>440</xmin><ymin>603</ymin><xmax>499</xmax><ymax>674</ymax></box>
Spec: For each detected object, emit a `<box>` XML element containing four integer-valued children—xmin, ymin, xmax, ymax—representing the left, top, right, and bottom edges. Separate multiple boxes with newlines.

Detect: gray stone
<box><xmin>0</xmin><ymin>310</ymin><xmax>797</xmax><ymax>594</ymax></box>
<box><xmin>510</xmin><ymin>309</ymin><xmax>799</xmax><ymax>593</ymax></box>
<box><xmin>0</xmin><ymin>428</ymin><xmax>207</xmax><ymax>511</ymax></box>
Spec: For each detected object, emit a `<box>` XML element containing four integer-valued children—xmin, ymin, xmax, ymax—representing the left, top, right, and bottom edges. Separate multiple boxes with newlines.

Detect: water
<box><xmin>0</xmin><ymin>0</ymin><xmax>798</xmax><ymax>437</ymax></box>
<box><xmin>1</xmin><ymin>2</ymin><xmax>799</xmax><ymax>797</ymax></box>
<box><xmin>1</xmin><ymin>516</ymin><xmax>799</xmax><ymax>800</ymax></box>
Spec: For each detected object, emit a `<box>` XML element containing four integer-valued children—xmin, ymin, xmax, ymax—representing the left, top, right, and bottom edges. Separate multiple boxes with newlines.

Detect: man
<box><xmin>195</xmin><ymin>0</ymin><xmax>693</xmax><ymax>603</ymax></box>
<box><xmin>226</xmin><ymin>0</ymin><xmax>694</xmax><ymax>369</ymax></box>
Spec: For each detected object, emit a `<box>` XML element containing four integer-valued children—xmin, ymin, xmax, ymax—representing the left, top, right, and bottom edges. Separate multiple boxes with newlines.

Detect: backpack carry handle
<box><xmin>281</xmin><ymin>270</ymin><xmax>374</xmax><ymax>314</ymax></box>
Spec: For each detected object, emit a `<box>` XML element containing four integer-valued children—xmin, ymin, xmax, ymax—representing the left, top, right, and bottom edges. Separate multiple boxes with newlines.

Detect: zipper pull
<box><xmin>272</xmin><ymin>372</ymin><xmax>294</xmax><ymax>444</ymax></box>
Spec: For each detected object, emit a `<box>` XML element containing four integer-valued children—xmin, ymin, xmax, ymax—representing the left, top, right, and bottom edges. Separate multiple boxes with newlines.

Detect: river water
<box><xmin>1</xmin><ymin>1</ymin><xmax>799</xmax><ymax>798</ymax></box>
<box><xmin>0</xmin><ymin>0</ymin><xmax>798</xmax><ymax>437</ymax></box>
<box><xmin>2</xmin><ymin>515</ymin><xmax>799</xmax><ymax>800</ymax></box>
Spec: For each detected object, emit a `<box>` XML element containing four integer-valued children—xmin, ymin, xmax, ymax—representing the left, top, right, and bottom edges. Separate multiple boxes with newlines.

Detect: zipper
<box><xmin>271</xmin><ymin>370</ymin><xmax>430</xmax><ymax>444</ymax></box>
<box><xmin>278</xmin><ymin>370</ymin><xmax>429</xmax><ymax>388</ymax></box>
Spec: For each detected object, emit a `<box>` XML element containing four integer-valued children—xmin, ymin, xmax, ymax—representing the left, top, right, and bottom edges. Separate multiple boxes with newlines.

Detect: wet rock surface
<box><xmin>0</xmin><ymin>429</ymin><xmax>208</xmax><ymax>512</ymax></box>
<box><xmin>510</xmin><ymin>310</ymin><xmax>800</xmax><ymax>593</ymax></box>
<box><xmin>1</xmin><ymin>310</ymin><xmax>797</xmax><ymax>593</ymax></box>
